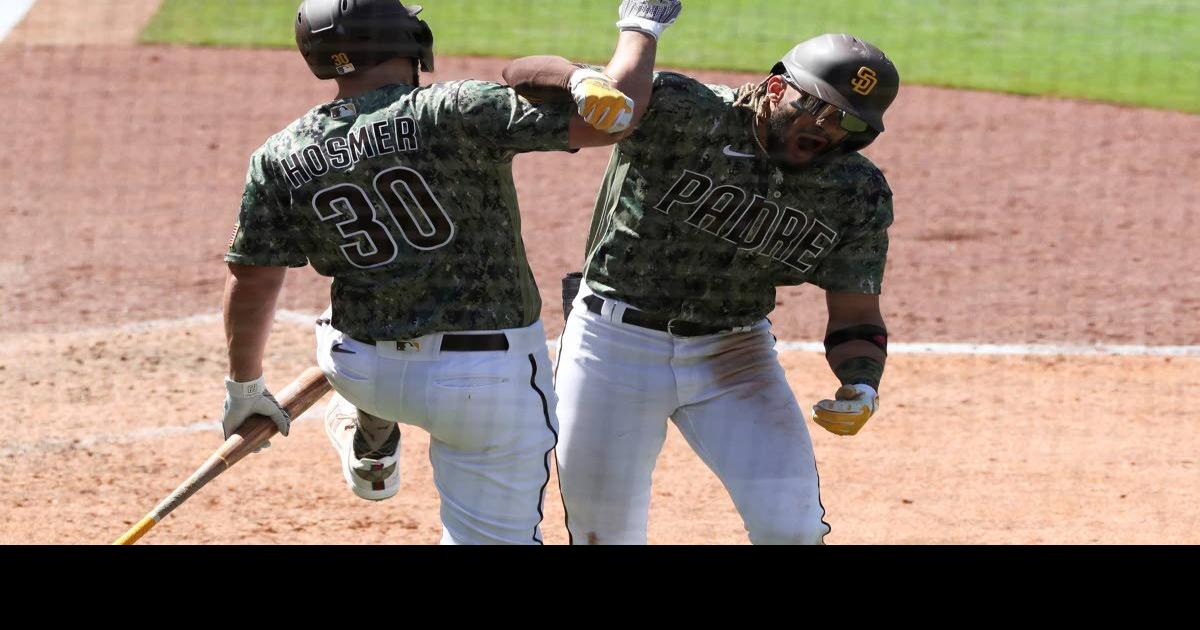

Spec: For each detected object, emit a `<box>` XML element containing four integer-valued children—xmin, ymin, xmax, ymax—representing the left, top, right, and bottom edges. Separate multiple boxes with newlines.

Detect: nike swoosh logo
<box><xmin>723</xmin><ymin>145</ymin><xmax>757</xmax><ymax>159</ymax></box>
<box><xmin>331</xmin><ymin>343</ymin><xmax>355</xmax><ymax>355</ymax></box>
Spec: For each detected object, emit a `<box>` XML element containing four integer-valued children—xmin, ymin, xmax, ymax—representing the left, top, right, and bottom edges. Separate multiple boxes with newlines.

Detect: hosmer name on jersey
<box><xmin>654</xmin><ymin>170</ymin><xmax>839</xmax><ymax>273</ymax></box>
<box><xmin>279</xmin><ymin>115</ymin><xmax>419</xmax><ymax>189</ymax></box>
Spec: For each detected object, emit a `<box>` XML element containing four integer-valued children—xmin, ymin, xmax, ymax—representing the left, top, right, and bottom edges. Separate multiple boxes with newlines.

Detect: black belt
<box><xmin>350</xmin><ymin>333</ymin><xmax>509</xmax><ymax>352</ymax></box>
<box><xmin>582</xmin><ymin>295</ymin><xmax>732</xmax><ymax>337</ymax></box>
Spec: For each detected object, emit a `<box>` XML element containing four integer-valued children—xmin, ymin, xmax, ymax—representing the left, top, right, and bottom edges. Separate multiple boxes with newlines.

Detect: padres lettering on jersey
<box><xmin>227</xmin><ymin>80</ymin><xmax>573</xmax><ymax>341</ymax></box>
<box><xmin>654</xmin><ymin>169</ymin><xmax>839</xmax><ymax>274</ymax></box>
<box><xmin>583</xmin><ymin>72</ymin><xmax>893</xmax><ymax>328</ymax></box>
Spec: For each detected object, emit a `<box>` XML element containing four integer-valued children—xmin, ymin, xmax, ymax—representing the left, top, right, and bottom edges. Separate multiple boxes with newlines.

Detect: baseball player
<box><xmin>219</xmin><ymin>0</ymin><xmax>683</xmax><ymax>544</ymax></box>
<box><xmin>506</xmin><ymin>33</ymin><xmax>900</xmax><ymax>544</ymax></box>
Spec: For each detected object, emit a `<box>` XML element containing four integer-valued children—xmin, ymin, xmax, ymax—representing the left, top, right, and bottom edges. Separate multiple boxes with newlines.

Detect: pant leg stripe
<box><xmin>528</xmin><ymin>353</ymin><xmax>558</xmax><ymax>545</ymax></box>
<box><xmin>547</xmin><ymin>332</ymin><xmax>574</xmax><ymax>545</ymax></box>
<box><xmin>815</xmin><ymin>465</ymin><xmax>831</xmax><ymax>542</ymax></box>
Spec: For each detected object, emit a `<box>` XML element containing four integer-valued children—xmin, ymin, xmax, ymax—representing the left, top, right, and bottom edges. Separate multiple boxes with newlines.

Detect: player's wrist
<box><xmin>225</xmin><ymin>374</ymin><xmax>266</xmax><ymax>398</ymax></box>
<box><xmin>616</xmin><ymin>18</ymin><xmax>670</xmax><ymax>40</ymax></box>
<box><xmin>846</xmin><ymin>383</ymin><xmax>877</xmax><ymax>399</ymax></box>
<box><xmin>616</xmin><ymin>0</ymin><xmax>683</xmax><ymax>41</ymax></box>
<box><xmin>569</xmin><ymin>68</ymin><xmax>612</xmax><ymax>92</ymax></box>
<box><xmin>833</xmin><ymin>356</ymin><xmax>883</xmax><ymax>391</ymax></box>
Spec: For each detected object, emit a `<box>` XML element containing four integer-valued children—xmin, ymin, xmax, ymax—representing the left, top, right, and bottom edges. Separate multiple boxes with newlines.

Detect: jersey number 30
<box><xmin>312</xmin><ymin>166</ymin><xmax>456</xmax><ymax>269</ymax></box>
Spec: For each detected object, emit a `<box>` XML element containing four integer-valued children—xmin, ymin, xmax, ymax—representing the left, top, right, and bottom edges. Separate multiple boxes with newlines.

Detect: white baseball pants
<box><xmin>316</xmin><ymin>313</ymin><xmax>559</xmax><ymax>545</ymax></box>
<box><xmin>554</xmin><ymin>285</ymin><xmax>830</xmax><ymax>545</ymax></box>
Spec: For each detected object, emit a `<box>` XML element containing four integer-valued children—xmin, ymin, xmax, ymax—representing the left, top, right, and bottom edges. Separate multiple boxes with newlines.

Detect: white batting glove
<box><xmin>222</xmin><ymin>375</ymin><xmax>291</xmax><ymax>451</ymax></box>
<box><xmin>812</xmin><ymin>384</ymin><xmax>878</xmax><ymax>436</ymax></box>
<box><xmin>569</xmin><ymin>68</ymin><xmax>635</xmax><ymax>133</ymax></box>
<box><xmin>617</xmin><ymin>0</ymin><xmax>683</xmax><ymax>41</ymax></box>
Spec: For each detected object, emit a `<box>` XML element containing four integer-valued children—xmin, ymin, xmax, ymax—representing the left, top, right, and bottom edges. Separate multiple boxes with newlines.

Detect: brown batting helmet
<box><xmin>772</xmin><ymin>34</ymin><xmax>900</xmax><ymax>152</ymax></box>
<box><xmin>296</xmin><ymin>0</ymin><xmax>434</xmax><ymax>80</ymax></box>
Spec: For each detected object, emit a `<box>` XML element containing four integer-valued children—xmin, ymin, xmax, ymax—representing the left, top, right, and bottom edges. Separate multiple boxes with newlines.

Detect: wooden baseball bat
<box><xmin>113</xmin><ymin>366</ymin><xmax>332</xmax><ymax>545</ymax></box>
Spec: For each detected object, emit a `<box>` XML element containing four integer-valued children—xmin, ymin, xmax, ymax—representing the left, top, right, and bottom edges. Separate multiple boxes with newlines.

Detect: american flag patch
<box><xmin>227</xmin><ymin>223</ymin><xmax>240</xmax><ymax>249</ymax></box>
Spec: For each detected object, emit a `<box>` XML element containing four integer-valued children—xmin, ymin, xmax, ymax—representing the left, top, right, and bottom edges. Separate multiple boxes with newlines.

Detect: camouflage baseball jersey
<box><xmin>583</xmin><ymin>72</ymin><xmax>893</xmax><ymax>328</ymax></box>
<box><xmin>227</xmin><ymin>80</ymin><xmax>573</xmax><ymax>341</ymax></box>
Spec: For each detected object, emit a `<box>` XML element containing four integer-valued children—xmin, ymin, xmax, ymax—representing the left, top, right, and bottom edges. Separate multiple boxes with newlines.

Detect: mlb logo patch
<box><xmin>332</xmin><ymin>52</ymin><xmax>355</xmax><ymax>76</ymax></box>
<box><xmin>331</xmin><ymin>103</ymin><xmax>357</xmax><ymax>119</ymax></box>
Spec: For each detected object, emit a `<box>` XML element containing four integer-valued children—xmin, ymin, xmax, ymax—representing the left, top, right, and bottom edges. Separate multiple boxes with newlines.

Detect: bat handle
<box><xmin>112</xmin><ymin>367</ymin><xmax>332</xmax><ymax>545</ymax></box>
<box><xmin>114</xmin><ymin>516</ymin><xmax>157</xmax><ymax>545</ymax></box>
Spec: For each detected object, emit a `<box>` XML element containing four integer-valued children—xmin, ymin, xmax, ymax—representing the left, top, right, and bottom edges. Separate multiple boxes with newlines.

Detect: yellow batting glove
<box><xmin>812</xmin><ymin>384</ymin><xmax>878</xmax><ymax>436</ymax></box>
<box><xmin>569</xmin><ymin>69</ymin><xmax>635</xmax><ymax>134</ymax></box>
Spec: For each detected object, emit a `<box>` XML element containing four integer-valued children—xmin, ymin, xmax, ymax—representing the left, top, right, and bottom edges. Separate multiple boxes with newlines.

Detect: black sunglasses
<box><xmin>785</xmin><ymin>85</ymin><xmax>869</xmax><ymax>133</ymax></box>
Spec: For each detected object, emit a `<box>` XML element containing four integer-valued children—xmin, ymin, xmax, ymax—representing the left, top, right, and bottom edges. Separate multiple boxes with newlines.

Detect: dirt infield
<box><xmin>2</xmin><ymin>41</ymin><xmax>1197</xmax><ymax>544</ymax></box>
<box><xmin>4</xmin><ymin>0</ymin><xmax>161</xmax><ymax>46</ymax></box>
<box><xmin>3</xmin><ymin>318</ymin><xmax>1193</xmax><ymax>544</ymax></box>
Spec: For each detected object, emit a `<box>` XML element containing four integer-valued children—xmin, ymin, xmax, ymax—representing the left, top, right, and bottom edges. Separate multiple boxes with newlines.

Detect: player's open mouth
<box><xmin>794</xmin><ymin>133</ymin><xmax>829</xmax><ymax>153</ymax></box>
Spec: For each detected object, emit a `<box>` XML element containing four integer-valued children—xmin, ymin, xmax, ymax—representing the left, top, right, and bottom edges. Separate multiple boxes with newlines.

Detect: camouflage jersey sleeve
<box><xmin>581</xmin><ymin>71</ymin><xmax>732</xmax><ymax>257</ymax></box>
<box><xmin>452</xmin><ymin>79</ymin><xmax>573</xmax><ymax>157</ymax></box>
<box><xmin>224</xmin><ymin>146</ymin><xmax>308</xmax><ymax>268</ymax></box>
<box><xmin>619</xmin><ymin>72</ymin><xmax>710</xmax><ymax>164</ymax></box>
<box><xmin>794</xmin><ymin>156</ymin><xmax>894</xmax><ymax>294</ymax></box>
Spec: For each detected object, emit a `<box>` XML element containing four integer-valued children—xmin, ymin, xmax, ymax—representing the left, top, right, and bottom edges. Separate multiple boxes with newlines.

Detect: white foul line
<box><xmin>0</xmin><ymin>405</ymin><xmax>329</xmax><ymax>458</ymax></box>
<box><xmin>17</xmin><ymin>309</ymin><xmax>1200</xmax><ymax>358</ymax></box>
<box><xmin>3</xmin><ymin>310</ymin><xmax>1196</xmax><ymax>456</ymax></box>
<box><xmin>280</xmin><ymin>312</ymin><xmax>1199</xmax><ymax>357</ymax></box>
<box><xmin>6</xmin><ymin>309</ymin><xmax>316</xmax><ymax>340</ymax></box>
<box><xmin>276</xmin><ymin>309</ymin><xmax>323</xmax><ymax>326</ymax></box>
<box><xmin>773</xmin><ymin>341</ymin><xmax>1200</xmax><ymax>358</ymax></box>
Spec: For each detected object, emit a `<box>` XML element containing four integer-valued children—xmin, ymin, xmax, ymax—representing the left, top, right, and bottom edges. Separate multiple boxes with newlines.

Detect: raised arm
<box><xmin>502</xmin><ymin>0</ymin><xmax>682</xmax><ymax>148</ymax></box>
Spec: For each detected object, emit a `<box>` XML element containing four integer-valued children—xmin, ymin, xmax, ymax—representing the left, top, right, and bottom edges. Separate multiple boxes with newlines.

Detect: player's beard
<box><xmin>765</xmin><ymin>106</ymin><xmax>836</xmax><ymax>172</ymax></box>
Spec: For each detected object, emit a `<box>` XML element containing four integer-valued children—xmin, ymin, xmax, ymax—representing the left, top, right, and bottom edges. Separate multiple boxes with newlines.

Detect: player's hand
<box><xmin>222</xmin><ymin>375</ymin><xmax>291</xmax><ymax>451</ymax></box>
<box><xmin>569</xmin><ymin>69</ymin><xmax>635</xmax><ymax>133</ymax></box>
<box><xmin>812</xmin><ymin>384</ymin><xmax>878</xmax><ymax>436</ymax></box>
<box><xmin>617</xmin><ymin>0</ymin><xmax>683</xmax><ymax>40</ymax></box>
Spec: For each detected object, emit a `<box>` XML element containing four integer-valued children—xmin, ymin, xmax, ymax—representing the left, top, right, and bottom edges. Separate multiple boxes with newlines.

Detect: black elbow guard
<box><xmin>823</xmin><ymin>325</ymin><xmax>888</xmax><ymax>355</ymax></box>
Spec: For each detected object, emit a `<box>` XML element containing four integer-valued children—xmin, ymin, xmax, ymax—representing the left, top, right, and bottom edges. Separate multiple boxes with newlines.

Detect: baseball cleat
<box><xmin>324</xmin><ymin>395</ymin><xmax>401</xmax><ymax>501</ymax></box>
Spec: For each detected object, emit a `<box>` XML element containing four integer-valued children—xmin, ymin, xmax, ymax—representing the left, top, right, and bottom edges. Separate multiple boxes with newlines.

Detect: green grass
<box><xmin>142</xmin><ymin>0</ymin><xmax>1200</xmax><ymax>113</ymax></box>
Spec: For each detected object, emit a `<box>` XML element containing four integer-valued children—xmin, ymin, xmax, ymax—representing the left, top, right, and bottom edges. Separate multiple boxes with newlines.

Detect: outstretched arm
<box><xmin>224</xmin><ymin>263</ymin><xmax>286</xmax><ymax>382</ymax></box>
<box><xmin>824</xmin><ymin>291</ymin><xmax>887</xmax><ymax>387</ymax></box>
<box><xmin>221</xmin><ymin>263</ymin><xmax>291</xmax><ymax>443</ymax></box>
<box><xmin>811</xmin><ymin>291</ymin><xmax>888</xmax><ymax>436</ymax></box>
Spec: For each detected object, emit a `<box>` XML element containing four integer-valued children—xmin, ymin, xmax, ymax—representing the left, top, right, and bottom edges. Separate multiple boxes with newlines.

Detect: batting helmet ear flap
<box><xmin>415</xmin><ymin>20</ymin><xmax>435</xmax><ymax>72</ymax></box>
<box><xmin>837</xmin><ymin>128</ymin><xmax>880</xmax><ymax>153</ymax></box>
